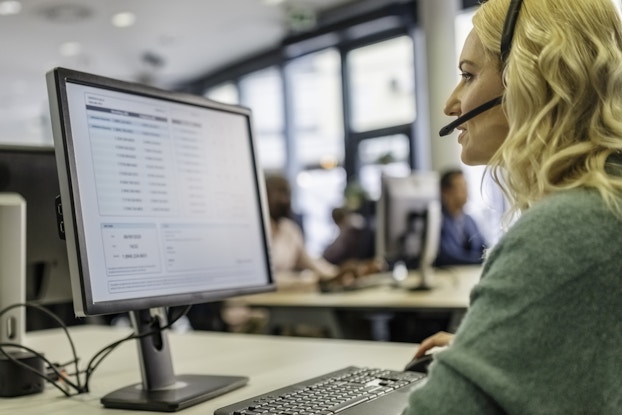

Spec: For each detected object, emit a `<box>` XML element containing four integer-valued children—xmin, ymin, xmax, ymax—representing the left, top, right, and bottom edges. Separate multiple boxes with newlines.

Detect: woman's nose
<box><xmin>443</xmin><ymin>87</ymin><xmax>460</xmax><ymax>117</ymax></box>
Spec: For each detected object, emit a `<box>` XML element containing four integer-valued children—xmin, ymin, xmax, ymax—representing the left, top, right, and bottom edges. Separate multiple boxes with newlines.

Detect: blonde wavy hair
<box><xmin>473</xmin><ymin>0</ymin><xmax>622</xmax><ymax>217</ymax></box>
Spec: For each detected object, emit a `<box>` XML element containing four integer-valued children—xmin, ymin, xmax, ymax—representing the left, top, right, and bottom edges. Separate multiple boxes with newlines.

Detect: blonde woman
<box><xmin>404</xmin><ymin>0</ymin><xmax>622</xmax><ymax>413</ymax></box>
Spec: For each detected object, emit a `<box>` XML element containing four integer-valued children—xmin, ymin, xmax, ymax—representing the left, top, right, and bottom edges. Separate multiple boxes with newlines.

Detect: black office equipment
<box><xmin>404</xmin><ymin>354</ymin><xmax>434</xmax><ymax>373</ymax></box>
<box><xmin>0</xmin><ymin>145</ymin><xmax>82</xmax><ymax>333</ymax></box>
<box><xmin>47</xmin><ymin>67</ymin><xmax>275</xmax><ymax>411</ymax></box>
<box><xmin>214</xmin><ymin>366</ymin><xmax>426</xmax><ymax>415</ymax></box>
<box><xmin>0</xmin><ymin>145</ymin><xmax>73</xmax><ymax>307</ymax></box>
<box><xmin>0</xmin><ymin>351</ymin><xmax>45</xmax><ymax>397</ymax></box>
<box><xmin>375</xmin><ymin>173</ymin><xmax>441</xmax><ymax>290</ymax></box>
<box><xmin>0</xmin><ymin>192</ymin><xmax>46</xmax><ymax>397</ymax></box>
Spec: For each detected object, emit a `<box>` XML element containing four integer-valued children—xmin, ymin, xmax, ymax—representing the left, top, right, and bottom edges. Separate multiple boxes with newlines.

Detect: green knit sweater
<box><xmin>404</xmin><ymin>189</ymin><xmax>622</xmax><ymax>414</ymax></box>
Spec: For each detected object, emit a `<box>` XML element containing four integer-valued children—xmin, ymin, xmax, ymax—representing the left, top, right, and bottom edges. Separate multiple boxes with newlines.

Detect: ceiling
<box><xmin>0</xmin><ymin>0</ymin><xmax>357</xmax><ymax>145</ymax></box>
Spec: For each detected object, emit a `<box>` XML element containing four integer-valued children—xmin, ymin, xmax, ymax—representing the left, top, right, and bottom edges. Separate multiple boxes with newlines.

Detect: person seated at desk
<box><xmin>265</xmin><ymin>174</ymin><xmax>382</xmax><ymax>290</ymax></box>
<box><xmin>223</xmin><ymin>174</ymin><xmax>371</xmax><ymax>335</ymax></box>
<box><xmin>266</xmin><ymin>173</ymin><xmax>339</xmax><ymax>281</ymax></box>
<box><xmin>402</xmin><ymin>0</ymin><xmax>621</xmax><ymax>413</ymax></box>
<box><xmin>434</xmin><ymin>168</ymin><xmax>488</xmax><ymax>266</ymax></box>
<box><xmin>321</xmin><ymin>205</ymin><xmax>375</xmax><ymax>266</ymax></box>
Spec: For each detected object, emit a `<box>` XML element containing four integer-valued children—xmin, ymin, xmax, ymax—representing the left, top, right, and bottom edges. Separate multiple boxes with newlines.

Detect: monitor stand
<box><xmin>408</xmin><ymin>265</ymin><xmax>434</xmax><ymax>292</ymax></box>
<box><xmin>391</xmin><ymin>261</ymin><xmax>434</xmax><ymax>291</ymax></box>
<box><xmin>101</xmin><ymin>308</ymin><xmax>248</xmax><ymax>412</ymax></box>
<box><xmin>408</xmin><ymin>200</ymin><xmax>440</xmax><ymax>292</ymax></box>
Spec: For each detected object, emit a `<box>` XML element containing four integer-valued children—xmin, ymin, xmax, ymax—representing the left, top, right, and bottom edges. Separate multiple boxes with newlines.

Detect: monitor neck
<box><xmin>131</xmin><ymin>308</ymin><xmax>176</xmax><ymax>391</ymax></box>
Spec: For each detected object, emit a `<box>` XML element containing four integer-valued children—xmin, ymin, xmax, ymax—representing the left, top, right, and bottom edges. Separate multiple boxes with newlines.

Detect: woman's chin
<box><xmin>460</xmin><ymin>151</ymin><xmax>487</xmax><ymax>166</ymax></box>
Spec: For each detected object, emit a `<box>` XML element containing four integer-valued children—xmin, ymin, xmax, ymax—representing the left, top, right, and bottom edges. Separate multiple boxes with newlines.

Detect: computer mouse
<box><xmin>403</xmin><ymin>353</ymin><xmax>434</xmax><ymax>373</ymax></box>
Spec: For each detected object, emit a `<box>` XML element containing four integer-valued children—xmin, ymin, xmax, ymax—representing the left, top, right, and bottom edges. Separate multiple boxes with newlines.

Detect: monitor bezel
<box><xmin>47</xmin><ymin>67</ymin><xmax>275</xmax><ymax>317</ymax></box>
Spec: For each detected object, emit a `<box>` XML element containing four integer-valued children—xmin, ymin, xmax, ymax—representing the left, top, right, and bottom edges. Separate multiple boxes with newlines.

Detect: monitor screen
<box><xmin>0</xmin><ymin>145</ymin><xmax>72</xmax><ymax>306</ymax></box>
<box><xmin>375</xmin><ymin>172</ymin><xmax>441</xmax><ymax>289</ymax></box>
<box><xmin>46</xmin><ymin>67</ymin><xmax>275</xmax><ymax>411</ymax></box>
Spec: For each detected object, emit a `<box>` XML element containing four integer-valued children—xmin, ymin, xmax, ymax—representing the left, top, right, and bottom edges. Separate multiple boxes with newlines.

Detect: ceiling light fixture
<box><xmin>111</xmin><ymin>11</ymin><xmax>136</xmax><ymax>28</ymax></box>
<box><xmin>0</xmin><ymin>0</ymin><xmax>22</xmax><ymax>16</ymax></box>
<box><xmin>263</xmin><ymin>0</ymin><xmax>286</xmax><ymax>6</ymax></box>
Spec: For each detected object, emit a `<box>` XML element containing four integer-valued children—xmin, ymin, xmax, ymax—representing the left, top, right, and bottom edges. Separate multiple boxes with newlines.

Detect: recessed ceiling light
<box><xmin>263</xmin><ymin>0</ymin><xmax>286</xmax><ymax>6</ymax></box>
<box><xmin>0</xmin><ymin>1</ymin><xmax>22</xmax><ymax>16</ymax></box>
<box><xmin>59</xmin><ymin>41</ymin><xmax>81</xmax><ymax>57</ymax></box>
<box><xmin>111</xmin><ymin>11</ymin><xmax>136</xmax><ymax>28</ymax></box>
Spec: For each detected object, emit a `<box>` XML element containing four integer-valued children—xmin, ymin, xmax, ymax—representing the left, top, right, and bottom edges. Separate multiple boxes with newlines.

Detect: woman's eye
<box><xmin>460</xmin><ymin>71</ymin><xmax>473</xmax><ymax>82</ymax></box>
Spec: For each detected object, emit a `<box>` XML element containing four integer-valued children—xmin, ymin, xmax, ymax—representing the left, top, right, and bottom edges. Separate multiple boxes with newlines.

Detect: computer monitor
<box><xmin>46</xmin><ymin>67</ymin><xmax>275</xmax><ymax>411</ymax></box>
<box><xmin>0</xmin><ymin>145</ymin><xmax>76</xmax><ymax>324</ymax></box>
<box><xmin>375</xmin><ymin>172</ymin><xmax>441</xmax><ymax>290</ymax></box>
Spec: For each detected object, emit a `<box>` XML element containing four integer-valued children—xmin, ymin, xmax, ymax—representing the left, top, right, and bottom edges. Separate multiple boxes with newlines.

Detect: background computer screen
<box><xmin>375</xmin><ymin>172</ymin><xmax>441</xmax><ymax>272</ymax></box>
<box><xmin>47</xmin><ymin>67</ymin><xmax>275</xmax><ymax>410</ymax></box>
<box><xmin>0</xmin><ymin>145</ymin><xmax>77</xmax><ymax>329</ymax></box>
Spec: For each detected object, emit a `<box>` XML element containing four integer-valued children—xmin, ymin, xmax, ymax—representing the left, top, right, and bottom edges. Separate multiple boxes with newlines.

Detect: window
<box><xmin>357</xmin><ymin>134</ymin><xmax>411</xmax><ymax>200</ymax></box>
<box><xmin>184</xmin><ymin>6</ymin><xmax>424</xmax><ymax>258</ymax></box>
<box><xmin>204</xmin><ymin>82</ymin><xmax>239</xmax><ymax>105</ymax></box>
<box><xmin>286</xmin><ymin>49</ymin><xmax>345</xmax><ymax>255</ymax></box>
<box><xmin>239</xmin><ymin>67</ymin><xmax>286</xmax><ymax>170</ymax></box>
<box><xmin>296</xmin><ymin>168</ymin><xmax>346</xmax><ymax>256</ymax></box>
<box><xmin>347</xmin><ymin>36</ymin><xmax>415</xmax><ymax>132</ymax></box>
<box><xmin>287</xmin><ymin>48</ymin><xmax>343</xmax><ymax>168</ymax></box>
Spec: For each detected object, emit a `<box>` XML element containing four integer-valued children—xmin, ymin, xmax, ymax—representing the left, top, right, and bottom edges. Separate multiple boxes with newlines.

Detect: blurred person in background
<box><xmin>434</xmin><ymin>168</ymin><xmax>488</xmax><ymax>266</ymax></box>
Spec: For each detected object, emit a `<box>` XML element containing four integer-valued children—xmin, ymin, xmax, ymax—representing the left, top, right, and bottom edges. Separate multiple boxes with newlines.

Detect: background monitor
<box><xmin>46</xmin><ymin>67</ymin><xmax>275</xmax><ymax>411</ymax></box>
<box><xmin>375</xmin><ymin>172</ymin><xmax>441</xmax><ymax>289</ymax></box>
<box><xmin>0</xmin><ymin>145</ymin><xmax>78</xmax><ymax>329</ymax></box>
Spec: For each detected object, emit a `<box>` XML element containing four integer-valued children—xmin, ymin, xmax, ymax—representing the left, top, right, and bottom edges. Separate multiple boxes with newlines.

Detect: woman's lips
<box><xmin>457</xmin><ymin>127</ymin><xmax>466</xmax><ymax>144</ymax></box>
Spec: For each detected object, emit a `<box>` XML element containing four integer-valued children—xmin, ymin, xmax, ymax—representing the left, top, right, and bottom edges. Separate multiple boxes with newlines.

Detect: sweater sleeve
<box><xmin>404</xmin><ymin>361</ymin><xmax>504</xmax><ymax>413</ymax></box>
<box><xmin>403</xmin><ymin>190</ymin><xmax>622</xmax><ymax>415</ymax></box>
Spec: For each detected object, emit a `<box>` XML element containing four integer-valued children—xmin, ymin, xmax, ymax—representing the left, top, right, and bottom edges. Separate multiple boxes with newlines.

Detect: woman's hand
<box><xmin>414</xmin><ymin>331</ymin><xmax>454</xmax><ymax>358</ymax></box>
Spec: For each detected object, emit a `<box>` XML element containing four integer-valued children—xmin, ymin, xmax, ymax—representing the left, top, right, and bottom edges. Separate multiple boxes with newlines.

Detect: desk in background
<box><xmin>228</xmin><ymin>266</ymin><xmax>482</xmax><ymax>341</ymax></box>
<box><xmin>5</xmin><ymin>326</ymin><xmax>417</xmax><ymax>415</ymax></box>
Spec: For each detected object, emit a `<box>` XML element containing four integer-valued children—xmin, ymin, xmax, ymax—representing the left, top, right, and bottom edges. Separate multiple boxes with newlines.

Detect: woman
<box><xmin>404</xmin><ymin>0</ymin><xmax>622</xmax><ymax>413</ymax></box>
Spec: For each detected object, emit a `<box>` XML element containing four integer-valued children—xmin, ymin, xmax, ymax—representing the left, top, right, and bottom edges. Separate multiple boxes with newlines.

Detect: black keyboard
<box><xmin>214</xmin><ymin>366</ymin><xmax>426</xmax><ymax>415</ymax></box>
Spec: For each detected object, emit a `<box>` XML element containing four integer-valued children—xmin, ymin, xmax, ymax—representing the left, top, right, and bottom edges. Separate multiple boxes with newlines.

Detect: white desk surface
<box><xmin>5</xmin><ymin>326</ymin><xmax>418</xmax><ymax>414</ymax></box>
<box><xmin>230</xmin><ymin>266</ymin><xmax>482</xmax><ymax>310</ymax></box>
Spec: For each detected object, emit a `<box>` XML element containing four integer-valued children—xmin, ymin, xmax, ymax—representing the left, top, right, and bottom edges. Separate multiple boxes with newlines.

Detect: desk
<box><xmin>4</xmin><ymin>326</ymin><xmax>417</xmax><ymax>414</ymax></box>
<box><xmin>228</xmin><ymin>266</ymin><xmax>482</xmax><ymax>340</ymax></box>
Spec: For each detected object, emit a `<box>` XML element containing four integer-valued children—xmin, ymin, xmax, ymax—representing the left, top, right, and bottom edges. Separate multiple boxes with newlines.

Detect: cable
<box><xmin>0</xmin><ymin>302</ymin><xmax>83</xmax><ymax>393</ymax></box>
<box><xmin>0</xmin><ymin>303</ymin><xmax>192</xmax><ymax>397</ymax></box>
